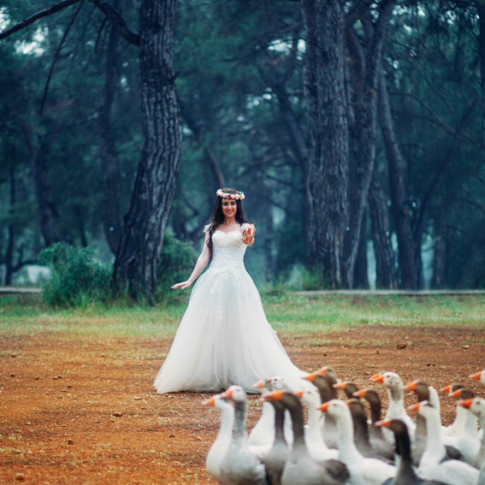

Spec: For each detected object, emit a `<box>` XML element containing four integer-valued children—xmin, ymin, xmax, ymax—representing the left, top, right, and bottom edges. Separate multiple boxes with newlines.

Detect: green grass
<box><xmin>0</xmin><ymin>292</ymin><xmax>484</xmax><ymax>338</ymax></box>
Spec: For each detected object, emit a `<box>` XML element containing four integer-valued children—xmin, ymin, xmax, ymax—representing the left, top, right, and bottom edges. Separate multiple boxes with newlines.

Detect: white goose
<box><xmin>319</xmin><ymin>399</ymin><xmax>396</xmax><ymax>485</ymax></box>
<box><xmin>371</xmin><ymin>372</ymin><xmax>416</xmax><ymax>437</ymax></box>
<box><xmin>444</xmin><ymin>387</ymin><xmax>480</xmax><ymax>466</ymax></box>
<box><xmin>294</xmin><ymin>388</ymin><xmax>339</xmax><ymax>462</ymax></box>
<box><xmin>409</xmin><ymin>401</ymin><xmax>479</xmax><ymax>485</ymax></box>
<box><xmin>218</xmin><ymin>385</ymin><xmax>267</xmax><ymax>485</ymax></box>
<box><xmin>203</xmin><ymin>393</ymin><xmax>234</xmax><ymax>482</ymax></box>
<box><xmin>459</xmin><ymin>397</ymin><xmax>485</xmax><ymax>470</ymax></box>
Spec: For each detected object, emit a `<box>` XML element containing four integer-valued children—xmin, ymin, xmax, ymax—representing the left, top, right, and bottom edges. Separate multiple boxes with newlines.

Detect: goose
<box><xmin>265</xmin><ymin>391</ymin><xmax>349</xmax><ymax>485</ymax></box>
<box><xmin>294</xmin><ymin>388</ymin><xmax>339</xmax><ymax>462</ymax></box>
<box><xmin>203</xmin><ymin>393</ymin><xmax>235</xmax><ymax>483</ymax></box>
<box><xmin>443</xmin><ymin>387</ymin><xmax>480</xmax><ymax>465</ymax></box>
<box><xmin>218</xmin><ymin>385</ymin><xmax>267</xmax><ymax>485</ymax></box>
<box><xmin>408</xmin><ymin>401</ymin><xmax>479</xmax><ymax>485</ymax></box>
<box><xmin>404</xmin><ymin>380</ymin><xmax>441</xmax><ymax>466</ymax></box>
<box><xmin>375</xmin><ymin>419</ymin><xmax>447</xmax><ymax>485</ymax></box>
<box><xmin>439</xmin><ymin>384</ymin><xmax>466</xmax><ymax>437</ymax></box>
<box><xmin>249</xmin><ymin>376</ymin><xmax>292</xmax><ymax>453</ymax></box>
<box><xmin>459</xmin><ymin>397</ymin><xmax>485</xmax><ymax>469</ymax></box>
<box><xmin>353</xmin><ymin>389</ymin><xmax>395</xmax><ymax>460</ymax></box>
<box><xmin>260</xmin><ymin>393</ymin><xmax>290</xmax><ymax>485</ymax></box>
<box><xmin>319</xmin><ymin>399</ymin><xmax>396</xmax><ymax>485</ymax></box>
<box><xmin>469</xmin><ymin>370</ymin><xmax>485</xmax><ymax>385</ymax></box>
<box><xmin>334</xmin><ymin>381</ymin><xmax>359</xmax><ymax>399</ymax></box>
<box><xmin>370</xmin><ymin>372</ymin><xmax>416</xmax><ymax>436</ymax></box>
<box><xmin>347</xmin><ymin>398</ymin><xmax>392</xmax><ymax>462</ymax></box>
<box><xmin>303</xmin><ymin>367</ymin><xmax>339</xmax><ymax>449</ymax></box>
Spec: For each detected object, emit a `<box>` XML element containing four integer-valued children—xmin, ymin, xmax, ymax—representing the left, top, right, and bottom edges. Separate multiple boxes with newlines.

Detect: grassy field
<box><xmin>1</xmin><ymin>292</ymin><xmax>484</xmax><ymax>338</ymax></box>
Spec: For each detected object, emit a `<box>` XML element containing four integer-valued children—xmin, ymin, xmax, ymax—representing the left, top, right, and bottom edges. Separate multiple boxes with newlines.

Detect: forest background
<box><xmin>1</xmin><ymin>0</ymin><xmax>484</xmax><ymax>303</ymax></box>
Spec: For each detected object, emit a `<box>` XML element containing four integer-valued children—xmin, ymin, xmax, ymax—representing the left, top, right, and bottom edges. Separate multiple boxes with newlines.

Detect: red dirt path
<box><xmin>1</xmin><ymin>326</ymin><xmax>484</xmax><ymax>484</ymax></box>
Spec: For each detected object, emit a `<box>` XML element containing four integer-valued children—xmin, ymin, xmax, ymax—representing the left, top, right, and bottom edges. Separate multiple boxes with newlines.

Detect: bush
<box><xmin>39</xmin><ymin>242</ymin><xmax>112</xmax><ymax>307</ymax></box>
<box><xmin>156</xmin><ymin>231</ymin><xmax>198</xmax><ymax>302</ymax></box>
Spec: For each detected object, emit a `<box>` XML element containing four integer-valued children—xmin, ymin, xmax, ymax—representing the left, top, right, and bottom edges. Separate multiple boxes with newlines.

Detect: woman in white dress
<box><xmin>154</xmin><ymin>188</ymin><xmax>305</xmax><ymax>393</ymax></box>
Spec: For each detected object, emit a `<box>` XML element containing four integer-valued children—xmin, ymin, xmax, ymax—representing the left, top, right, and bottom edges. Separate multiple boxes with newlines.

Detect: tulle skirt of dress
<box><xmin>154</xmin><ymin>263</ymin><xmax>304</xmax><ymax>393</ymax></box>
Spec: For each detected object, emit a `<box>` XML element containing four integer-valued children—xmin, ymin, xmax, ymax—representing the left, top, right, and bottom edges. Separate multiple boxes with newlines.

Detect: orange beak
<box><xmin>370</xmin><ymin>373</ymin><xmax>384</xmax><ymax>383</ymax></box>
<box><xmin>375</xmin><ymin>419</ymin><xmax>391</xmax><ymax>428</ymax></box>
<box><xmin>403</xmin><ymin>381</ymin><xmax>417</xmax><ymax>391</ymax></box>
<box><xmin>220</xmin><ymin>388</ymin><xmax>234</xmax><ymax>400</ymax></box>
<box><xmin>450</xmin><ymin>389</ymin><xmax>463</xmax><ymax>398</ymax></box>
<box><xmin>333</xmin><ymin>382</ymin><xmax>347</xmax><ymax>389</ymax></box>
<box><xmin>253</xmin><ymin>380</ymin><xmax>265</xmax><ymax>389</ymax></box>
<box><xmin>407</xmin><ymin>402</ymin><xmax>421</xmax><ymax>412</ymax></box>
<box><xmin>469</xmin><ymin>372</ymin><xmax>482</xmax><ymax>381</ymax></box>
<box><xmin>353</xmin><ymin>389</ymin><xmax>367</xmax><ymax>398</ymax></box>
<box><xmin>439</xmin><ymin>385</ymin><xmax>452</xmax><ymax>394</ymax></box>
<box><xmin>458</xmin><ymin>398</ymin><xmax>474</xmax><ymax>409</ymax></box>
<box><xmin>318</xmin><ymin>402</ymin><xmax>330</xmax><ymax>412</ymax></box>
<box><xmin>294</xmin><ymin>390</ymin><xmax>304</xmax><ymax>398</ymax></box>
<box><xmin>202</xmin><ymin>396</ymin><xmax>216</xmax><ymax>407</ymax></box>
<box><xmin>263</xmin><ymin>390</ymin><xmax>284</xmax><ymax>402</ymax></box>
<box><xmin>302</xmin><ymin>373</ymin><xmax>316</xmax><ymax>382</ymax></box>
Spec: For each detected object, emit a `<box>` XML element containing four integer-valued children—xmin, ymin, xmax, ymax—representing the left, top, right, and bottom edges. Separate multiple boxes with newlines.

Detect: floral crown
<box><xmin>217</xmin><ymin>189</ymin><xmax>245</xmax><ymax>200</ymax></box>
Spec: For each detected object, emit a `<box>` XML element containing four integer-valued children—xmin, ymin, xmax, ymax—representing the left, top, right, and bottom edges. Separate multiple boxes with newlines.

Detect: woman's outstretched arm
<box><xmin>171</xmin><ymin>232</ymin><xmax>210</xmax><ymax>290</ymax></box>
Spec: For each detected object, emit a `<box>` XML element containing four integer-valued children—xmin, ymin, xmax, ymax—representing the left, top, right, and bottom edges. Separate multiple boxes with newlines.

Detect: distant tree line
<box><xmin>0</xmin><ymin>0</ymin><xmax>484</xmax><ymax>298</ymax></box>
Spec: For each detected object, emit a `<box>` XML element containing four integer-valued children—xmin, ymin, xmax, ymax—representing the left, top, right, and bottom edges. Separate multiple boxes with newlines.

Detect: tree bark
<box><xmin>22</xmin><ymin>124</ymin><xmax>60</xmax><ymax>247</ymax></box>
<box><xmin>5</xmin><ymin>165</ymin><xmax>16</xmax><ymax>285</ymax></box>
<box><xmin>112</xmin><ymin>0</ymin><xmax>182</xmax><ymax>301</ymax></box>
<box><xmin>477</xmin><ymin>2</ymin><xmax>485</xmax><ymax>151</ymax></box>
<box><xmin>378</xmin><ymin>69</ymin><xmax>419</xmax><ymax>289</ymax></box>
<box><xmin>301</xmin><ymin>0</ymin><xmax>349</xmax><ymax>288</ymax></box>
<box><xmin>343</xmin><ymin>0</ymin><xmax>396</xmax><ymax>287</ymax></box>
<box><xmin>368</xmin><ymin>170</ymin><xmax>397</xmax><ymax>288</ymax></box>
<box><xmin>353</xmin><ymin>210</ymin><xmax>369</xmax><ymax>289</ymax></box>
<box><xmin>98</xmin><ymin>0</ymin><xmax>123</xmax><ymax>255</ymax></box>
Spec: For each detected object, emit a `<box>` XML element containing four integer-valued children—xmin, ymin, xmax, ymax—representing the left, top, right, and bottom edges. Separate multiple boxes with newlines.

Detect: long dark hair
<box><xmin>206</xmin><ymin>188</ymin><xmax>249</xmax><ymax>258</ymax></box>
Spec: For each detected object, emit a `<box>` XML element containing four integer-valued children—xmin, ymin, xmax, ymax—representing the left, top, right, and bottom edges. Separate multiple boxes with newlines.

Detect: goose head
<box><xmin>459</xmin><ymin>397</ymin><xmax>485</xmax><ymax>419</ymax></box>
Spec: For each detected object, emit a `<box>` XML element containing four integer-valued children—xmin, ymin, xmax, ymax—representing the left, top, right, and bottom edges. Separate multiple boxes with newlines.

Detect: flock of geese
<box><xmin>202</xmin><ymin>368</ymin><xmax>485</xmax><ymax>485</ymax></box>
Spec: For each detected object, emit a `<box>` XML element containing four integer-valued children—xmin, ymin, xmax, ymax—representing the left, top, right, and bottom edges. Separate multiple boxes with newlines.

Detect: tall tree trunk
<box><xmin>353</xmin><ymin>210</ymin><xmax>369</xmax><ymax>289</ymax></box>
<box><xmin>343</xmin><ymin>1</ymin><xmax>396</xmax><ymax>287</ymax></box>
<box><xmin>98</xmin><ymin>0</ymin><xmax>123</xmax><ymax>255</ymax></box>
<box><xmin>301</xmin><ymin>0</ymin><xmax>349</xmax><ymax>288</ymax></box>
<box><xmin>113</xmin><ymin>0</ymin><xmax>182</xmax><ymax>301</ymax></box>
<box><xmin>25</xmin><ymin>127</ymin><xmax>60</xmax><ymax>246</ymax></box>
<box><xmin>378</xmin><ymin>69</ymin><xmax>420</xmax><ymax>289</ymax></box>
<box><xmin>5</xmin><ymin>165</ymin><xmax>16</xmax><ymax>285</ymax></box>
<box><xmin>431</xmin><ymin>219</ymin><xmax>446</xmax><ymax>289</ymax></box>
<box><xmin>368</xmin><ymin>171</ymin><xmax>397</xmax><ymax>289</ymax></box>
<box><xmin>477</xmin><ymin>2</ymin><xmax>485</xmax><ymax>151</ymax></box>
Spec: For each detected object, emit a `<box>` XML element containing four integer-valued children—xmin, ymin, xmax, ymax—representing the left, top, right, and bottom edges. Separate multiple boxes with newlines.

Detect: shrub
<box><xmin>39</xmin><ymin>242</ymin><xmax>112</xmax><ymax>307</ymax></box>
<box><xmin>156</xmin><ymin>231</ymin><xmax>198</xmax><ymax>302</ymax></box>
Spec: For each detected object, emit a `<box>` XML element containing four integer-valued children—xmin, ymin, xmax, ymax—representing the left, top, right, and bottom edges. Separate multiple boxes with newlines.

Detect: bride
<box><xmin>154</xmin><ymin>188</ymin><xmax>305</xmax><ymax>393</ymax></box>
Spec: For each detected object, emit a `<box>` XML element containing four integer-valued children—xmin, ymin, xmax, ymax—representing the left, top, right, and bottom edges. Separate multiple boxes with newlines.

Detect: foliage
<box><xmin>156</xmin><ymin>231</ymin><xmax>198</xmax><ymax>302</ymax></box>
<box><xmin>0</xmin><ymin>0</ymin><xmax>484</xmax><ymax>290</ymax></box>
<box><xmin>39</xmin><ymin>242</ymin><xmax>112</xmax><ymax>307</ymax></box>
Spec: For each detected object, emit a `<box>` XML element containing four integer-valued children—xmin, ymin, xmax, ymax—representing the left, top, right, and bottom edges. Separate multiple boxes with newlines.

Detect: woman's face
<box><xmin>221</xmin><ymin>198</ymin><xmax>238</xmax><ymax>219</ymax></box>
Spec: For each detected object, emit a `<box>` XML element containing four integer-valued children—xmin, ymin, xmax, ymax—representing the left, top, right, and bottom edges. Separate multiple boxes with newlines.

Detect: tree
<box><xmin>112</xmin><ymin>0</ymin><xmax>182</xmax><ymax>300</ymax></box>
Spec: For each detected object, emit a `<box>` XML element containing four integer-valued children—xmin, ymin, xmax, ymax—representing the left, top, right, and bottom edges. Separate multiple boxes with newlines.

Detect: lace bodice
<box><xmin>210</xmin><ymin>230</ymin><xmax>247</xmax><ymax>270</ymax></box>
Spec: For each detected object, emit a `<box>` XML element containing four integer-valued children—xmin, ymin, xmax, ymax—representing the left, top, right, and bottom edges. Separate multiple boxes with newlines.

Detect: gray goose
<box><xmin>354</xmin><ymin>388</ymin><xmax>395</xmax><ymax>461</ymax></box>
<box><xmin>264</xmin><ymin>391</ymin><xmax>349</xmax><ymax>485</ymax></box>
<box><xmin>376</xmin><ymin>419</ymin><xmax>447</xmax><ymax>485</ymax></box>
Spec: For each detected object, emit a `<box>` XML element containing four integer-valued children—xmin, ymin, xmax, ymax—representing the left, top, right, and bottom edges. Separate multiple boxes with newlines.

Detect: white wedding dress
<box><xmin>154</xmin><ymin>228</ymin><xmax>305</xmax><ymax>393</ymax></box>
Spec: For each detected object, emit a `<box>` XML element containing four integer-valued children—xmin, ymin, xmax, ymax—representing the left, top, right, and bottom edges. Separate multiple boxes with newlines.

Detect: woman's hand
<box><xmin>242</xmin><ymin>225</ymin><xmax>256</xmax><ymax>246</ymax></box>
<box><xmin>171</xmin><ymin>281</ymin><xmax>192</xmax><ymax>290</ymax></box>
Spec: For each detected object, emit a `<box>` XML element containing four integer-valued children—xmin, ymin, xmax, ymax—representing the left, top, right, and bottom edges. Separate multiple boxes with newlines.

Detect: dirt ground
<box><xmin>1</xmin><ymin>326</ymin><xmax>484</xmax><ymax>485</ymax></box>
